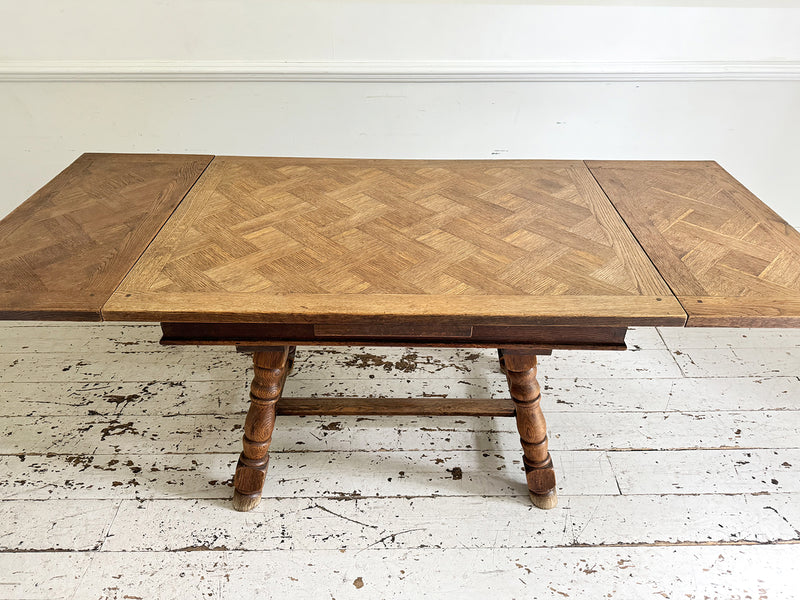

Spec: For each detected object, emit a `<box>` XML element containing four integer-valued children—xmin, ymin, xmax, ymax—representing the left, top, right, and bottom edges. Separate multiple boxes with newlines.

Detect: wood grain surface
<box><xmin>104</xmin><ymin>157</ymin><xmax>685</xmax><ymax>326</ymax></box>
<box><xmin>273</xmin><ymin>396</ymin><xmax>517</xmax><ymax>416</ymax></box>
<box><xmin>6</xmin><ymin>154</ymin><xmax>799</xmax><ymax>329</ymax></box>
<box><xmin>0</xmin><ymin>153</ymin><xmax>213</xmax><ymax>320</ymax></box>
<box><xmin>159</xmin><ymin>321</ymin><xmax>627</xmax><ymax>350</ymax></box>
<box><xmin>588</xmin><ymin>160</ymin><xmax>800</xmax><ymax>327</ymax></box>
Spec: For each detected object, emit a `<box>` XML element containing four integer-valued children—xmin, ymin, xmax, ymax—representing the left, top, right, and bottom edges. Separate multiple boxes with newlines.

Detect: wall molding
<box><xmin>1</xmin><ymin>60</ymin><xmax>800</xmax><ymax>82</ymax></box>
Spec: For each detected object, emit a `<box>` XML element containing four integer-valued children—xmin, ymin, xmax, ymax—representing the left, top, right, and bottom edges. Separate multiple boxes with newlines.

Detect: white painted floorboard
<box><xmin>0</xmin><ymin>324</ymin><xmax>798</xmax><ymax>599</ymax></box>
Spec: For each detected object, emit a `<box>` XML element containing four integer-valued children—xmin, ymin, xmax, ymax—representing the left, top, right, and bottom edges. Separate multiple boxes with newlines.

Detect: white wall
<box><xmin>1</xmin><ymin>1</ymin><xmax>799</xmax><ymax>223</ymax></box>
<box><xmin>3</xmin><ymin>1</ymin><xmax>800</xmax><ymax>63</ymax></box>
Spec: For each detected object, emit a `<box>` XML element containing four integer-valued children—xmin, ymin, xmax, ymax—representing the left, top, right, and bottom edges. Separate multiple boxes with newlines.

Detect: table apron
<box><xmin>159</xmin><ymin>322</ymin><xmax>628</xmax><ymax>351</ymax></box>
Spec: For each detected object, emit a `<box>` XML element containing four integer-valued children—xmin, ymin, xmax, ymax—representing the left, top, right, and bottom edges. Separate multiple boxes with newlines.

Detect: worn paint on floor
<box><xmin>0</xmin><ymin>324</ymin><xmax>798</xmax><ymax>598</ymax></box>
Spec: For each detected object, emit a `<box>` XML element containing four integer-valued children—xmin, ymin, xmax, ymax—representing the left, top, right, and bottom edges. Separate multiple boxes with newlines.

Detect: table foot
<box><xmin>502</xmin><ymin>350</ymin><xmax>558</xmax><ymax>509</ymax></box>
<box><xmin>530</xmin><ymin>490</ymin><xmax>558</xmax><ymax>509</ymax></box>
<box><xmin>232</xmin><ymin>346</ymin><xmax>290</xmax><ymax>512</ymax></box>
<box><xmin>233</xmin><ymin>488</ymin><xmax>263</xmax><ymax>512</ymax></box>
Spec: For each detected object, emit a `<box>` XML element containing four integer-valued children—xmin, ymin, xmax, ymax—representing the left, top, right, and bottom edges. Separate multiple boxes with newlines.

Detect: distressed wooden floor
<box><xmin>0</xmin><ymin>323</ymin><xmax>799</xmax><ymax>599</ymax></box>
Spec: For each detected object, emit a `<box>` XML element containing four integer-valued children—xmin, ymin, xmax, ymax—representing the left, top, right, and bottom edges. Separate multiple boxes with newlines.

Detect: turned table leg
<box><xmin>232</xmin><ymin>346</ymin><xmax>290</xmax><ymax>512</ymax></box>
<box><xmin>287</xmin><ymin>346</ymin><xmax>297</xmax><ymax>374</ymax></box>
<box><xmin>501</xmin><ymin>350</ymin><xmax>558</xmax><ymax>509</ymax></box>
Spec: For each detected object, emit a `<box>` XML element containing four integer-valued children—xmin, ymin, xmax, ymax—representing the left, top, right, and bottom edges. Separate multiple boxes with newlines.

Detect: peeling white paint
<box><xmin>0</xmin><ymin>323</ymin><xmax>798</xmax><ymax>597</ymax></box>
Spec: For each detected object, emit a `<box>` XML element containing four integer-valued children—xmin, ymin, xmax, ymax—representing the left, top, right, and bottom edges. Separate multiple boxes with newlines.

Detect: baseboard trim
<box><xmin>1</xmin><ymin>60</ymin><xmax>799</xmax><ymax>82</ymax></box>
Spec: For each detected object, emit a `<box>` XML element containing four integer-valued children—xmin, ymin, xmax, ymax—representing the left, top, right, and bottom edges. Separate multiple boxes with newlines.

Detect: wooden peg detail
<box><xmin>232</xmin><ymin>346</ymin><xmax>290</xmax><ymax>512</ymax></box>
<box><xmin>502</xmin><ymin>350</ymin><xmax>558</xmax><ymax>509</ymax></box>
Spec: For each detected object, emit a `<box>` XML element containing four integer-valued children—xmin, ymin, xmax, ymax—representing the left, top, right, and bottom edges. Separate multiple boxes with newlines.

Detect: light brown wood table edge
<box><xmin>680</xmin><ymin>296</ymin><xmax>800</xmax><ymax>327</ymax></box>
<box><xmin>101</xmin><ymin>292</ymin><xmax>687</xmax><ymax>327</ymax></box>
<box><xmin>212</xmin><ymin>156</ymin><xmax>588</xmax><ymax>168</ymax></box>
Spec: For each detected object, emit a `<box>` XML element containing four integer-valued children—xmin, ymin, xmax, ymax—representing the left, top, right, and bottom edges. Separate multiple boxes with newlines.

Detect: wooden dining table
<box><xmin>2</xmin><ymin>154</ymin><xmax>799</xmax><ymax>511</ymax></box>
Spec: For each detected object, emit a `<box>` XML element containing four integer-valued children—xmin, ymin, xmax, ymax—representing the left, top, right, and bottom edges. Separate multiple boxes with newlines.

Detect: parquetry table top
<box><xmin>589</xmin><ymin>161</ymin><xmax>800</xmax><ymax>326</ymax></box>
<box><xmin>104</xmin><ymin>157</ymin><xmax>683</xmax><ymax>326</ymax></box>
<box><xmin>0</xmin><ymin>154</ymin><xmax>212</xmax><ymax>320</ymax></box>
<box><xmin>3</xmin><ymin>154</ymin><xmax>800</xmax><ymax>327</ymax></box>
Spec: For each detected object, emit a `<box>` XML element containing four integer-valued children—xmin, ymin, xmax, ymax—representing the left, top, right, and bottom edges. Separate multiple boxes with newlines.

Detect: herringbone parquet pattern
<box><xmin>590</xmin><ymin>161</ymin><xmax>800</xmax><ymax>297</ymax></box>
<box><xmin>589</xmin><ymin>161</ymin><xmax>800</xmax><ymax>325</ymax></box>
<box><xmin>0</xmin><ymin>153</ymin><xmax>212</xmax><ymax>319</ymax></box>
<box><xmin>118</xmin><ymin>157</ymin><xmax>673</xmax><ymax>299</ymax></box>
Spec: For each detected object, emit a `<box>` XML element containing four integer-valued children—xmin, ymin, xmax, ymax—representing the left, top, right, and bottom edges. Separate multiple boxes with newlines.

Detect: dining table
<box><xmin>2</xmin><ymin>154</ymin><xmax>799</xmax><ymax>511</ymax></box>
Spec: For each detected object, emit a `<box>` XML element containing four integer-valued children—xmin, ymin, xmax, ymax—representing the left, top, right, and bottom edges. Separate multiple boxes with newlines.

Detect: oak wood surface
<box><xmin>108</xmin><ymin>292</ymin><xmax>683</xmax><ymax>326</ymax></box>
<box><xmin>103</xmin><ymin>156</ymin><xmax>685</xmax><ymax>326</ymax></box>
<box><xmin>7</xmin><ymin>154</ymin><xmax>798</xmax><ymax>330</ymax></box>
<box><xmin>159</xmin><ymin>322</ymin><xmax>628</xmax><ymax>350</ymax></box>
<box><xmin>232</xmin><ymin>347</ymin><xmax>290</xmax><ymax>512</ymax></box>
<box><xmin>588</xmin><ymin>160</ymin><xmax>800</xmax><ymax>327</ymax></box>
<box><xmin>0</xmin><ymin>153</ymin><xmax>213</xmax><ymax>320</ymax></box>
<box><xmin>274</xmin><ymin>397</ymin><xmax>517</xmax><ymax>416</ymax></box>
<box><xmin>503</xmin><ymin>351</ymin><xmax>557</xmax><ymax>509</ymax></box>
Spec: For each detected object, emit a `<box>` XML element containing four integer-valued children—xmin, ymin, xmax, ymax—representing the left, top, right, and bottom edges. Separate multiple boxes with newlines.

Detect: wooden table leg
<box><xmin>287</xmin><ymin>346</ymin><xmax>296</xmax><ymax>374</ymax></box>
<box><xmin>497</xmin><ymin>348</ymin><xmax>507</xmax><ymax>374</ymax></box>
<box><xmin>232</xmin><ymin>346</ymin><xmax>290</xmax><ymax>512</ymax></box>
<box><xmin>501</xmin><ymin>350</ymin><xmax>558</xmax><ymax>509</ymax></box>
